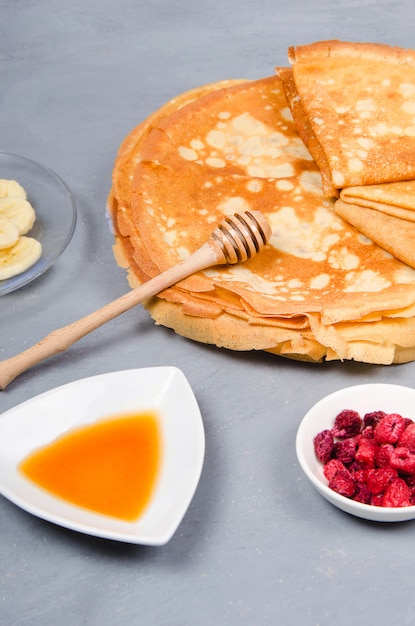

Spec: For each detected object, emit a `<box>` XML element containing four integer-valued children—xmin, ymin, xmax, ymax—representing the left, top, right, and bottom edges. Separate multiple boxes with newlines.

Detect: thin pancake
<box><xmin>335</xmin><ymin>198</ymin><xmax>415</xmax><ymax>269</ymax></box>
<box><xmin>340</xmin><ymin>181</ymin><xmax>415</xmax><ymax>222</ymax></box>
<box><xmin>279</xmin><ymin>40</ymin><xmax>415</xmax><ymax>196</ymax></box>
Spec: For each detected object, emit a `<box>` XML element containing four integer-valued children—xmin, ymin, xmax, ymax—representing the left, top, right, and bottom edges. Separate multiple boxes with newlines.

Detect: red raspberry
<box><xmin>381</xmin><ymin>478</ymin><xmax>412</xmax><ymax>507</ymax></box>
<box><xmin>363</xmin><ymin>410</ymin><xmax>386</xmax><ymax>428</ymax></box>
<box><xmin>374</xmin><ymin>413</ymin><xmax>406</xmax><ymax>444</ymax></box>
<box><xmin>371</xmin><ymin>493</ymin><xmax>384</xmax><ymax>506</ymax></box>
<box><xmin>314</xmin><ymin>429</ymin><xmax>334</xmax><ymax>463</ymax></box>
<box><xmin>353</xmin><ymin>468</ymin><xmax>370</xmax><ymax>484</ymax></box>
<box><xmin>333</xmin><ymin>438</ymin><xmax>357</xmax><ymax>464</ymax></box>
<box><xmin>366</xmin><ymin>467</ymin><xmax>397</xmax><ymax>495</ymax></box>
<box><xmin>398</xmin><ymin>423</ymin><xmax>415</xmax><ymax>452</ymax></box>
<box><xmin>347</xmin><ymin>460</ymin><xmax>365</xmax><ymax>474</ymax></box>
<box><xmin>354</xmin><ymin>482</ymin><xmax>371</xmax><ymax>504</ymax></box>
<box><xmin>389</xmin><ymin>447</ymin><xmax>415</xmax><ymax>474</ymax></box>
<box><xmin>361</xmin><ymin>425</ymin><xmax>374</xmax><ymax>439</ymax></box>
<box><xmin>404</xmin><ymin>473</ymin><xmax>415</xmax><ymax>491</ymax></box>
<box><xmin>374</xmin><ymin>443</ymin><xmax>394</xmax><ymax>468</ymax></box>
<box><xmin>404</xmin><ymin>476</ymin><xmax>415</xmax><ymax>504</ymax></box>
<box><xmin>323</xmin><ymin>459</ymin><xmax>345</xmax><ymax>482</ymax></box>
<box><xmin>355</xmin><ymin>438</ymin><xmax>376</xmax><ymax>467</ymax></box>
<box><xmin>332</xmin><ymin>410</ymin><xmax>362</xmax><ymax>438</ymax></box>
<box><xmin>328</xmin><ymin>469</ymin><xmax>356</xmax><ymax>498</ymax></box>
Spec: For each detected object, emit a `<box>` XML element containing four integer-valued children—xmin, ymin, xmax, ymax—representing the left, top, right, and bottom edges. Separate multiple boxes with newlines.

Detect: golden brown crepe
<box><xmin>108</xmin><ymin>74</ymin><xmax>415</xmax><ymax>364</ymax></box>
<box><xmin>340</xmin><ymin>181</ymin><xmax>415</xmax><ymax>221</ymax></box>
<box><xmin>279</xmin><ymin>40</ymin><xmax>415</xmax><ymax>197</ymax></box>
<box><xmin>333</xmin><ymin>179</ymin><xmax>415</xmax><ymax>269</ymax></box>
<box><xmin>335</xmin><ymin>198</ymin><xmax>415</xmax><ymax>269</ymax></box>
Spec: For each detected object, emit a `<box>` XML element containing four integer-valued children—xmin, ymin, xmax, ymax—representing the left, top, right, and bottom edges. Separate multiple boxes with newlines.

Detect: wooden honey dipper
<box><xmin>0</xmin><ymin>210</ymin><xmax>271</xmax><ymax>390</ymax></box>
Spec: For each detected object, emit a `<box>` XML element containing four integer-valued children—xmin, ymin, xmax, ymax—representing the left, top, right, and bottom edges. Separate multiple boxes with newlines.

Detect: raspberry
<box><xmin>374</xmin><ymin>413</ymin><xmax>406</xmax><ymax>444</ymax></box>
<box><xmin>371</xmin><ymin>494</ymin><xmax>384</xmax><ymax>507</ymax></box>
<box><xmin>389</xmin><ymin>447</ymin><xmax>415</xmax><ymax>474</ymax></box>
<box><xmin>404</xmin><ymin>479</ymin><xmax>415</xmax><ymax>505</ymax></box>
<box><xmin>333</xmin><ymin>438</ymin><xmax>357</xmax><ymax>464</ymax></box>
<box><xmin>346</xmin><ymin>460</ymin><xmax>362</xmax><ymax>474</ymax></box>
<box><xmin>355</xmin><ymin>438</ymin><xmax>376</xmax><ymax>467</ymax></box>
<box><xmin>404</xmin><ymin>473</ymin><xmax>415</xmax><ymax>491</ymax></box>
<box><xmin>363</xmin><ymin>410</ymin><xmax>386</xmax><ymax>428</ymax></box>
<box><xmin>353</xmin><ymin>468</ymin><xmax>370</xmax><ymax>484</ymax></box>
<box><xmin>331</xmin><ymin>410</ymin><xmax>362</xmax><ymax>438</ymax></box>
<box><xmin>381</xmin><ymin>478</ymin><xmax>412</xmax><ymax>508</ymax></box>
<box><xmin>367</xmin><ymin>467</ymin><xmax>397</xmax><ymax>495</ymax></box>
<box><xmin>374</xmin><ymin>443</ymin><xmax>394</xmax><ymax>468</ymax></box>
<box><xmin>361</xmin><ymin>425</ymin><xmax>374</xmax><ymax>439</ymax></box>
<box><xmin>328</xmin><ymin>469</ymin><xmax>356</xmax><ymax>498</ymax></box>
<box><xmin>323</xmin><ymin>459</ymin><xmax>345</xmax><ymax>482</ymax></box>
<box><xmin>354</xmin><ymin>482</ymin><xmax>371</xmax><ymax>504</ymax></box>
<box><xmin>314</xmin><ymin>429</ymin><xmax>334</xmax><ymax>463</ymax></box>
<box><xmin>398</xmin><ymin>423</ymin><xmax>415</xmax><ymax>452</ymax></box>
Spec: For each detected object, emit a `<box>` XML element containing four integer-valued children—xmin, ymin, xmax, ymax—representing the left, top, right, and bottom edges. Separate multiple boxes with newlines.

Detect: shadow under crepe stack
<box><xmin>108</xmin><ymin>66</ymin><xmax>415</xmax><ymax>364</ymax></box>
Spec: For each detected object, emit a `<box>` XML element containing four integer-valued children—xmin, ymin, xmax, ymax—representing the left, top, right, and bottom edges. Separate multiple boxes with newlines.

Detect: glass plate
<box><xmin>0</xmin><ymin>151</ymin><xmax>77</xmax><ymax>295</ymax></box>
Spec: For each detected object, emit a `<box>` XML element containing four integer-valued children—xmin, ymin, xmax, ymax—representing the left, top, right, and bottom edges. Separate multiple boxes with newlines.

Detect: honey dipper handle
<box><xmin>0</xmin><ymin>242</ymin><xmax>221</xmax><ymax>390</ymax></box>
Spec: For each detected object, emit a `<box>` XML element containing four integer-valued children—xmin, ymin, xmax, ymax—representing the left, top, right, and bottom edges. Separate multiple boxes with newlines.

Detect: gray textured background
<box><xmin>1</xmin><ymin>1</ymin><xmax>415</xmax><ymax>624</ymax></box>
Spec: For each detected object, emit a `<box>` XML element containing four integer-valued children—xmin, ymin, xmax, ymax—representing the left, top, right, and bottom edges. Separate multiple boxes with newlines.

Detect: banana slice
<box><xmin>0</xmin><ymin>180</ymin><xmax>43</xmax><ymax>281</ymax></box>
<box><xmin>0</xmin><ymin>236</ymin><xmax>42</xmax><ymax>280</ymax></box>
<box><xmin>0</xmin><ymin>197</ymin><xmax>36</xmax><ymax>235</ymax></box>
<box><xmin>0</xmin><ymin>215</ymin><xmax>19</xmax><ymax>250</ymax></box>
<box><xmin>0</xmin><ymin>179</ymin><xmax>27</xmax><ymax>200</ymax></box>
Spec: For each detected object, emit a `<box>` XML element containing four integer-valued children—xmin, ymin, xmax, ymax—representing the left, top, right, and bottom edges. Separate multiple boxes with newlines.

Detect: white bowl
<box><xmin>0</xmin><ymin>151</ymin><xmax>77</xmax><ymax>295</ymax></box>
<box><xmin>0</xmin><ymin>367</ymin><xmax>205</xmax><ymax>544</ymax></box>
<box><xmin>296</xmin><ymin>383</ymin><xmax>415</xmax><ymax>522</ymax></box>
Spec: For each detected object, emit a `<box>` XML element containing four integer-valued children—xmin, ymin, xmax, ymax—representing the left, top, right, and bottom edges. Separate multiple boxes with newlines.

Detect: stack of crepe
<box><xmin>108</xmin><ymin>41</ymin><xmax>415</xmax><ymax>364</ymax></box>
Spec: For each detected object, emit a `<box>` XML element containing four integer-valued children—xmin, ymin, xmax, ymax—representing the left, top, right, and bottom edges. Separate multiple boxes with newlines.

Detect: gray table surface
<box><xmin>2</xmin><ymin>1</ymin><xmax>415</xmax><ymax>624</ymax></box>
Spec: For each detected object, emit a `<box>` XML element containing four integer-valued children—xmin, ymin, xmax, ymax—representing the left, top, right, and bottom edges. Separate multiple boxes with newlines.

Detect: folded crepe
<box><xmin>340</xmin><ymin>180</ymin><xmax>415</xmax><ymax>221</ymax></box>
<box><xmin>334</xmin><ymin>179</ymin><xmax>415</xmax><ymax>269</ymax></box>
<box><xmin>108</xmin><ymin>74</ymin><xmax>415</xmax><ymax>364</ymax></box>
<box><xmin>278</xmin><ymin>40</ymin><xmax>415</xmax><ymax>197</ymax></box>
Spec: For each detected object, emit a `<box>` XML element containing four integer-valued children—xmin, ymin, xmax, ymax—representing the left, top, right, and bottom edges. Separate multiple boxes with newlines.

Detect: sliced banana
<box><xmin>0</xmin><ymin>236</ymin><xmax>42</xmax><ymax>280</ymax></box>
<box><xmin>0</xmin><ymin>179</ymin><xmax>43</xmax><ymax>281</ymax></box>
<box><xmin>0</xmin><ymin>179</ymin><xmax>27</xmax><ymax>199</ymax></box>
<box><xmin>0</xmin><ymin>197</ymin><xmax>36</xmax><ymax>235</ymax></box>
<box><xmin>0</xmin><ymin>215</ymin><xmax>19</xmax><ymax>250</ymax></box>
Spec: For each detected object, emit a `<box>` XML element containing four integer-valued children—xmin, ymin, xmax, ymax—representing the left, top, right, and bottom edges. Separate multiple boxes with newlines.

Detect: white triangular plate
<box><xmin>0</xmin><ymin>367</ymin><xmax>205</xmax><ymax>544</ymax></box>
